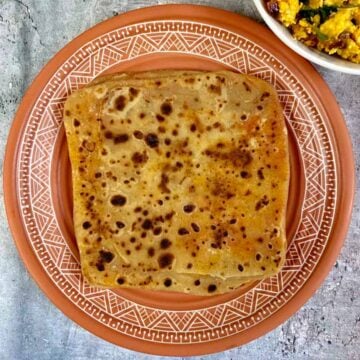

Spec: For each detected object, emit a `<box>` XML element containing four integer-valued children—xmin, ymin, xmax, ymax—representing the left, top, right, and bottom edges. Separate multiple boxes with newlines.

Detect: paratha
<box><xmin>63</xmin><ymin>70</ymin><xmax>289</xmax><ymax>295</ymax></box>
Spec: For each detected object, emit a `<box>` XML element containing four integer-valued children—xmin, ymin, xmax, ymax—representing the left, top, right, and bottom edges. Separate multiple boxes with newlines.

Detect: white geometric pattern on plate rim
<box><xmin>17</xmin><ymin>20</ymin><xmax>336</xmax><ymax>344</ymax></box>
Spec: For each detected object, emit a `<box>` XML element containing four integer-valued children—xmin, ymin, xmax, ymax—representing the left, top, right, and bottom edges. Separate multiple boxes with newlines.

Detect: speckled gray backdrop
<box><xmin>0</xmin><ymin>1</ymin><xmax>359</xmax><ymax>359</ymax></box>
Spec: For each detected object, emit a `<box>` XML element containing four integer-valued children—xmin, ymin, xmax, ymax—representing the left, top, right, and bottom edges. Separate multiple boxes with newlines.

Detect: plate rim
<box><xmin>3</xmin><ymin>4</ymin><xmax>355</xmax><ymax>356</ymax></box>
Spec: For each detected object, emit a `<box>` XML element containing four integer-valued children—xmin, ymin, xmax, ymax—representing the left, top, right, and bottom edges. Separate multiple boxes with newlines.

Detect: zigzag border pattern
<box><xmin>16</xmin><ymin>21</ymin><xmax>336</xmax><ymax>344</ymax></box>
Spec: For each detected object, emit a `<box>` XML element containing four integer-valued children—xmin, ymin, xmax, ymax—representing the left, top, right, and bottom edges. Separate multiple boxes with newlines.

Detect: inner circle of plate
<box><xmin>51</xmin><ymin>52</ymin><xmax>305</xmax><ymax>311</ymax></box>
<box><xmin>3</xmin><ymin>5</ymin><xmax>354</xmax><ymax>356</ymax></box>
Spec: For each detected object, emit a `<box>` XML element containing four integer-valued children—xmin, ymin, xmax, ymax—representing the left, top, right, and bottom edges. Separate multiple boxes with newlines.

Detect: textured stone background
<box><xmin>0</xmin><ymin>1</ymin><xmax>359</xmax><ymax>359</ymax></box>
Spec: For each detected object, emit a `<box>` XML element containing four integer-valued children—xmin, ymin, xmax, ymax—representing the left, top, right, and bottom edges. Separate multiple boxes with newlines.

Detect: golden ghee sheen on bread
<box><xmin>63</xmin><ymin>70</ymin><xmax>289</xmax><ymax>295</ymax></box>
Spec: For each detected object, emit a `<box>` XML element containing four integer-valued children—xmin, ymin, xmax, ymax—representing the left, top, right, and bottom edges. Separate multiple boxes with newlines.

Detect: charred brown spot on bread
<box><xmin>239</xmin><ymin>150</ymin><xmax>252</xmax><ymax>166</ymax></box>
<box><xmin>145</xmin><ymin>133</ymin><xmax>159</xmax><ymax>148</ymax></box>
<box><xmin>178</xmin><ymin>228</ymin><xmax>189</xmax><ymax>235</ymax></box>
<box><xmin>131</xmin><ymin>151</ymin><xmax>148</xmax><ymax>164</ymax></box>
<box><xmin>194</xmin><ymin>279</ymin><xmax>200</xmax><ymax>286</ymax></box>
<box><xmin>142</xmin><ymin>219</ymin><xmax>153</xmax><ymax>230</ymax></box>
<box><xmin>96</xmin><ymin>263</ymin><xmax>105</xmax><ymax>271</ymax></box>
<box><xmin>148</xmin><ymin>247</ymin><xmax>155</xmax><ymax>257</ymax></box>
<box><xmin>99</xmin><ymin>250</ymin><xmax>114</xmax><ymax>263</ymax></box>
<box><xmin>95</xmin><ymin>249</ymin><xmax>114</xmax><ymax>272</ymax></box>
<box><xmin>160</xmin><ymin>102</ymin><xmax>172</xmax><ymax>116</ymax></box>
<box><xmin>238</xmin><ymin>264</ymin><xmax>244</xmax><ymax>272</ymax></box>
<box><xmin>129</xmin><ymin>87</ymin><xmax>139</xmax><ymax>100</ymax></box>
<box><xmin>159</xmin><ymin>173</ymin><xmax>170</xmax><ymax>193</ymax></box>
<box><xmin>242</xmin><ymin>81</ymin><xmax>251</xmax><ymax>92</ymax></box>
<box><xmin>158</xmin><ymin>253</ymin><xmax>174</xmax><ymax>269</ymax></box>
<box><xmin>133</xmin><ymin>130</ymin><xmax>143</xmax><ymax>139</ymax></box>
<box><xmin>165</xmin><ymin>211</ymin><xmax>175</xmax><ymax>220</ymax></box>
<box><xmin>116</xmin><ymin>221</ymin><xmax>125</xmax><ymax>229</ymax></box>
<box><xmin>274</xmin><ymin>256</ymin><xmax>282</xmax><ymax>267</ymax></box>
<box><xmin>153</xmin><ymin>227</ymin><xmax>162</xmax><ymax>235</ymax></box>
<box><xmin>257</xmin><ymin>168</ymin><xmax>265</xmax><ymax>180</ymax></box>
<box><xmin>160</xmin><ymin>238</ymin><xmax>172</xmax><ymax>249</ymax></box>
<box><xmin>208</xmin><ymin>284</ymin><xmax>217</xmax><ymax>293</ymax></box>
<box><xmin>104</xmin><ymin>131</ymin><xmax>113</xmax><ymax>139</ymax></box>
<box><xmin>117</xmin><ymin>277</ymin><xmax>125</xmax><ymax>285</ymax></box>
<box><xmin>73</xmin><ymin>119</ymin><xmax>80</xmax><ymax>127</ymax></box>
<box><xmin>255</xmin><ymin>195</ymin><xmax>270</xmax><ymax>211</ymax></box>
<box><xmin>156</xmin><ymin>114</ymin><xmax>165</xmax><ymax>122</ymax></box>
<box><xmin>240</xmin><ymin>171</ymin><xmax>251</xmax><ymax>179</ymax></box>
<box><xmin>164</xmin><ymin>278</ymin><xmax>172</xmax><ymax>287</ymax></box>
<box><xmin>82</xmin><ymin>221</ymin><xmax>92</xmax><ymax>230</ymax></box>
<box><xmin>115</xmin><ymin>95</ymin><xmax>126</xmax><ymax>111</ymax></box>
<box><xmin>183</xmin><ymin>204</ymin><xmax>195</xmax><ymax>213</ymax></box>
<box><xmin>260</xmin><ymin>91</ymin><xmax>270</xmax><ymax>101</ymax></box>
<box><xmin>113</xmin><ymin>133</ymin><xmax>129</xmax><ymax>144</ymax></box>
<box><xmin>211</xmin><ymin>229</ymin><xmax>227</xmax><ymax>249</ymax></box>
<box><xmin>110</xmin><ymin>195</ymin><xmax>127</xmax><ymax>206</ymax></box>
<box><xmin>205</xmin><ymin>148</ymin><xmax>253</xmax><ymax>167</ymax></box>
<box><xmin>208</xmin><ymin>84</ymin><xmax>221</xmax><ymax>95</ymax></box>
<box><xmin>191</xmin><ymin>223</ymin><xmax>200</xmax><ymax>232</ymax></box>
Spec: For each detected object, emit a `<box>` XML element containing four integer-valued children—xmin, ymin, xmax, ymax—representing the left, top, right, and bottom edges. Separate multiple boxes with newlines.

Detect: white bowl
<box><xmin>253</xmin><ymin>0</ymin><xmax>360</xmax><ymax>75</ymax></box>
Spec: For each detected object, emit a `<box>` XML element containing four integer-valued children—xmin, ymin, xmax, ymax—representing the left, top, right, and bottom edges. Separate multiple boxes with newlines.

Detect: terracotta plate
<box><xmin>3</xmin><ymin>5</ymin><xmax>354</xmax><ymax>356</ymax></box>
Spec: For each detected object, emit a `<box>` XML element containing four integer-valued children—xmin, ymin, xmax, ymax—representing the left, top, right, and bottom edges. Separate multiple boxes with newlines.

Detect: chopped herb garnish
<box><xmin>314</xmin><ymin>28</ymin><xmax>329</xmax><ymax>41</ymax></box>
<box><xmin>299</xmin><ymin>6</ymin><xmax>338</xmax><ymax>24</ymax></box>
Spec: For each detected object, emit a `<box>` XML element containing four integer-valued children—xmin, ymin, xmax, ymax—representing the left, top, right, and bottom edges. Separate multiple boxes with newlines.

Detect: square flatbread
<box><xmin>63</xmin><ymin>70</ymin><xmax>289</xmax><ymax>295</ymax></box>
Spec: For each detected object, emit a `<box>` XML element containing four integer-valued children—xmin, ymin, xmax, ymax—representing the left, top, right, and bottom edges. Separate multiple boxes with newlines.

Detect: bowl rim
<box><xmin>253</xmin><ymin>0</ymin><xmax>360</xmax><ymax>75</ymax></box>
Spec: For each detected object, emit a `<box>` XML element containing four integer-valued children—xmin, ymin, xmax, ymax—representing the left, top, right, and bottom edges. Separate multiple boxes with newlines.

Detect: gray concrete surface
<box><xmin>0</xmin><ymin>1</ymin><xmax>359</xmax><ymax>359</ymax></box>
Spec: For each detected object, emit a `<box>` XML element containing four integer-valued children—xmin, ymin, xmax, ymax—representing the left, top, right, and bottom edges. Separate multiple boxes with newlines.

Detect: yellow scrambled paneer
<box><xmin>325</xmin><ymin>0</ymin><xmax>360</xmax><ymax>6</ymax></box>
<box><xmin>266</xmin><ymin>0</ymin><xmax>360</xmax><ymax>63</ymax></box>
<box><xmin>318</xmin><ymin>8</ymin><xmax>360</xmax><ymax>62</ymax></box>
<box><xmin>277</xmin><ymin>0</ymin><xmax>302</xmax><ymax>26</ymax></box>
